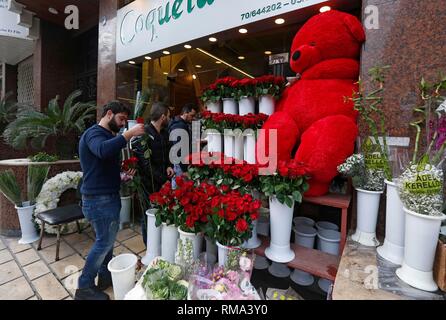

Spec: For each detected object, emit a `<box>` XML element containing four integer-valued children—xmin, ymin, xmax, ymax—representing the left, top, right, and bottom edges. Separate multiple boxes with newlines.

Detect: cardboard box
<box><xmin>434</xmin><ymin>239</ymin><xmax>446</xmax><ymax>292</ymax></box>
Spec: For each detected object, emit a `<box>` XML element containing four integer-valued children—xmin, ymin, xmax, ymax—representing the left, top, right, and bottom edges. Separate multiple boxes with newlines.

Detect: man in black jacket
<box><xmin>168</xmin><ymin>103</ymin><xmax>198</xmax><ymax>188</ymax></box>
<box><xmin>132</xmin><ymin>102</ymin><xmax>174</xmax><ymax>246</ymax></box>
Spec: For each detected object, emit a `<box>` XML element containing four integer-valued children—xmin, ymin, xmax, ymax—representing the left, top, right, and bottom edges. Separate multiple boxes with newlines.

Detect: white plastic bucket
<box><xmin>206</xmin><ymin>132</ymin><xmax>222</xmax><ymax>153</ymax></box>
<box><xmin>268</xmin><ymin>262</ymin><xmax>291</xmax><ymax>278</ymax></box>
<box><xmin>119</xmin><ymin>196</ymin><xmax>132</xmax><ymax>230</ymax></box>
<box><xmin>294</xmin><ymin>225</ymin><xmax>317</xmax><ymax>248</ymax></box>
<box><xmin>107</xmin><ymin>253</ymin><xmax>138</xmax><ymax>300</ymax></box>
<box><xmin>259</xmin><ymin>95</ymin><xmax>275</xmax><ymax>115</ymax></box>
<box><xmin>178</xmin><ymin>227</ymin><xmax>203</xmax><ymax>260</ymax></box>
<box><xmin>294</xmin><ymin>216</ymin><xmax>316</xmax><ymax>228</ymax></box>
<box><xmin>206</xmin><ymin>100</ymin><xmax>222</xmax><ymax>113</ymax></box>
<box><xmin>141</xmin><ymin>209</ymin><xmax>161</xmax><ymax>266</ymax></box>
<box><xmin>161</xmin><ymin>223</ymin><xmax>179</xmax><ymax>263</ymax></box>
<box><xmin>233</xmin><ymin>133</ymin><xmax>244</xmax><ymax>161</ymax></box>
<box><xmin>216</xmin><ymin>241</ymin><xmax>239</xmax><ymax>267</ymax></box>
<box><xmin>223</xmin><ymin>98</ymin><xmax>238</xmax><ymax>115</ymax></box>
<box><xmin>223</xmin><ymin>134</ymin><xmax>235</xmax><ymax>159</ymax></box>
<box><xmin>317</xmin><ymin>229</ymin><xmax>341</xmax><ymax>256</ymax></box>
<box><xmin>315</xmin><ymin>221</ymin><xmax>339</xmax><ymax>232</ymax></box>
<box><xmin>238</xmin><ymin>96</ymin><xmax>255</xmax><ymax>115</ymax></box>
<box><xmin>243</xmin><ymin>133</ymin><xmax>256</xmax><ymax>164</ymax></box>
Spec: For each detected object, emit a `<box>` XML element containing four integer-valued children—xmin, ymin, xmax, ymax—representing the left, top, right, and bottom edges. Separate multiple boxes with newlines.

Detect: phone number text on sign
<box><xmin>240</xmin><ymin>0</ymin><xmax>311</xmax><ymax>21</ymax></box>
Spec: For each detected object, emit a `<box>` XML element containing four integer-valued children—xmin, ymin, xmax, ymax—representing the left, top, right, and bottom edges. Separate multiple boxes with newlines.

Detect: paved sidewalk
<box><xmin>0</xmin><ymin>225</ymin><xmax>145</xmax><ymax>300</ymax></box>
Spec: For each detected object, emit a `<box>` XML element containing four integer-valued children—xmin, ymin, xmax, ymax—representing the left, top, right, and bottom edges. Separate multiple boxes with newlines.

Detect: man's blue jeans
<box><xmin>78</xmin><ymin>193</ymin><xmax>121</xmax><ymax>289</ymax></box>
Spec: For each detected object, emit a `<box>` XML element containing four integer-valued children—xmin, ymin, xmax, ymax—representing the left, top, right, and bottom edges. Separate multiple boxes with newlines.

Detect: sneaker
<box><xmin>74</xmin><ymin>287</ymin><xmax>110</xmax><ymax>300</ymax></box>
<box><xmin>97</xmin><ymin>276</ymin><xmax>113</xmax><ymax>291</ymax></box>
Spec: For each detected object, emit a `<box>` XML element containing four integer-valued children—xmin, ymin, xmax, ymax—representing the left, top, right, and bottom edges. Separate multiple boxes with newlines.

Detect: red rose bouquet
<box><xmin>200</xmin><ymin>83</ymin><xmax>221</xmax><ymax>104</ymax></box>
<box><xmin>255</xmin><ymin>75</ymin><xmax>286</xmax><ymax>99</ymax></box>
<box><xmin>214</xmin><ymin>77</ymin><xmax>237</xmax><ymax>99</ymax></box>
<box><xmin>204</xmin><ymin>189</ymin><xmax>261</xmax><ymax>246</ymax></box>
<box><xmin>232</xmin><ymin>78</ymin><xmax>257</xmax><ymax>100</ymax></box>
<box><xmin>149</xmin><ymin>181</ymin><xmax>177</xmax><ymax>227</ymax></box>
<box><xmin>259</xmin><ymin>159</ymin><xmax>311</xmax><ymax>208</ymax></box>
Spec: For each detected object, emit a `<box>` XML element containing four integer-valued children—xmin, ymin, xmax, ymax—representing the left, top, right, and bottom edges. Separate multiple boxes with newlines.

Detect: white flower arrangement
<box><xmin>397</xmin><ymin>163</ymin><xmax>444</xmax><ymax>216</ymax></box>
<box><xmin>337</xmin><ymin>153</ymin><xmax>385</xmax><ymax>191</ymax></box>
<box><xmin>34</xmin><ymin>171</ymin><xmax>89</xmax><ymax>234</ymax></box>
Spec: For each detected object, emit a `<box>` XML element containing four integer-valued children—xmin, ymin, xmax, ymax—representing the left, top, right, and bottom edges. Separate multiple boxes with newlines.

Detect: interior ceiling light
<box><xmin>239</xmin><ymin>28</ymin><xmax>248</xmax><ymax>34</ymax></box>
<box><xmin>129</xmin><ymin>61</ymin><xmax>136</xmax><ymax>64</ymax></box>
<box><xmin>319</xmin><ymin>6</ymin><xmax>331</xmax><ymax>13</ymax></box>
<box><xmin>163</xmin><ymin>72</ymin><xmax>169</xmax><ymax>75</ymax></box>
<box><xmin>195</xmin><ymin>65</ymin><xmax>202</xmax><ymax>68</ymax></box>
<box><xmin>238</xmin><ymin>56</ymin><xmax>245</xmax><ymax>60</ymax></box>
<box><xmin>163</xmin><ymin>50</ymin><xmax>170</xmax><ymax>55</ymax></box>
<box><xmin>184</xmin><ymin>44</ymin><xmax>192</xmax><ymax>49</ymax></box>
<box><xmin>196</xmin><ymin>48</ymin><xmax>254</xmax><ymax>79</ymax></box>
<box><xmin>209</xmin><ymin>37</ymin><xmax>217</xmax><ymax>42</ymax></box>
<box><xmin>275</xmin><ymin>18</ymin><xmax>285</xmax><ymax>25</ymax></box>
<box><xmin>192</xmin><ymin>74</ymin><xmax>197</xmax><ymax>80</ymax></box>
<box><xmin>178</xmin><ymin>68</ymin><xmax>185</xmax><ymax>72</ymax></box>
<box><xmin>215</xmin><ymin>61</ymin><xmax>222</xmax><ymax>64</ymax></box>
<box><xmin>144</xmin><ymin>56</ymin><xmax>152</xmax><ymax>60</ymax></box>
<box><xmin>265</xmin><ymin>51</ymin><xmax>272</xmax><ymax>55</ymax></box>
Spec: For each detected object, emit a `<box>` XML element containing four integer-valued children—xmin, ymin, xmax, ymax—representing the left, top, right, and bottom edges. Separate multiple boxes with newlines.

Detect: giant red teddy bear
<box><xmin>258</xmin><ymin>10</ymin><xmax>366</xmax><ymax>197</ymax></box>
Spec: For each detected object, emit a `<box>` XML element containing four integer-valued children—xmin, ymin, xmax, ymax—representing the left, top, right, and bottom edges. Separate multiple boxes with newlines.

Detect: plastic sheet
<box><xmin>376</xmin><ymin>251</ymin><xmax>445</xmax><ymax>300</ymax></box>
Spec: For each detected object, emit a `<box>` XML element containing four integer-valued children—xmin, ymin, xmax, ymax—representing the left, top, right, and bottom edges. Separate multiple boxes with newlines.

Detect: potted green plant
<box><xmin>259</xmin><ymin>159</ymin><xmax>310</xmax><ymax>263</ymax></box>
<box><xmin>3</xmin><ymin>90</ymin><xmax>96</xmax><ymax>159</ymax></box>
<box><xmin>0</xmin><ymin>164</ymin><xmax>50</xmax><ymax>244</ymax></box>
<box><xmin>395</xmin><ymin>74</ymin><xmax>446</xmax><ymax>292</ymax></box>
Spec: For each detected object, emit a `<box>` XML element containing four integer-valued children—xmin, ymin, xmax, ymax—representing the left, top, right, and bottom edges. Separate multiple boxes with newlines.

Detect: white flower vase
<box><xmin>351</xmin><ymin>188</ymin><xmax>383</xmax><ymax>247</ymax></box>
<box><xmin>107</xmin><ymin>253</ymin><xmax>137</xmax><ymax>300</ymax></box>
<box><xmin>396</xmin><ymin>208</ymin><xmax>446</xmax><ymax>292</ymax></box>
<box><xmin>377</xmin><ymin>180</ymin><xmax>405</xmax><ymax>265</ymax></box>
<box><xmin>16</xmin><ymin>204</ymin><xmax>39</xmax><ymax>244</ymax></box>
<box><xmin>216</xmin><ymin>241</ymin><xmax>238</xmax><ymax>267</ymax></box>
<box><xmin>238</xmin><ymin>96</ymin><xmax>255</xmax><ymax>115</ymax></box>
<box><xmin>259</xmin><ymin>95</ymin><xmax>275</xmax><ymax>115</ymax></box>
<box><xmin>119</xmin><ymin>196</ymin><xmax>132</xmax><ymax>230</ymax></box>
<box><xmin>141</xmin><ymin>209</ymin><xmax>161</xmax><ymax>266</ymax></box>
<box><xmin>178</xmin><ymin>227</ymin><xmax>203</xmax><ymax>260</ymax></box>
<box><xmin>161</xmin><ymin>223</ymin><xmax>179</xmax><ymax>263</ymax></box>
<box><xmin>223</xmin><ymin>133</ymin><xmax>235</xmax><ymax>159</ymax></box>
<box><xmin>265</xmin><ymin>196</ymin><xmax>295</xmax><ymax>263</ymax></box>
<box><xmin>242</xmin><ymin>220</ymin><xmax>261</xmax><ymax>249</ymax></box>
<box><xmin>206</xmin><ymin>132</ymin><xmax>222</xmax><ymax>153</ymax></box>
<box><xmin>206</xmin><ymin>100</ymin><xmax>222</xmax><ymax>113</ymax></box>
<box><xmin>223</xmin><ymin>98</ymin><xmax>238</xmax><ymax>115</ymax></box>
<box><xmin>233</xmin><ymin>133</ymin><xmax>244</xmax><ymax>161</ymax></box>
<box><xmin>205</xmin><ymin>237</ymin><xmax>217</xmax><ymax>265</ymax></box>
<box><xmin>244</xmin><ymin>133</ymin><xmax>256</xmax><ymax>164</ymax></box>
<box><xmin>291</xmin><ymin>225</ymin><xmax>317</xmax><ymax>286</ymax></box>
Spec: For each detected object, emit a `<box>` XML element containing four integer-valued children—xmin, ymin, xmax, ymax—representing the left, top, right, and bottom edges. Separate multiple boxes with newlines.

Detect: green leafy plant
<box><xmin>351</xmin><ymin>66</ymin><xmax>392</xmax><ymax>182</ymax></box>
<box><xmin>0</xmin><ymin>165</ymin><xmax>50</xmax><ymax>207</ymax></box>
<box><xmin>259</xmin><ymin>160</ymin><xmax>310</xmax><ymax>208</ymax></box>
<box><xmin>132</xmin><ymin>90</ymin><xmax>151</xmax><ymax>120</ymax></box>
<box><xmin>3</xmin><ymin>90</ymin><xmax>96</xmax><ymax>159</ymax></box>
<box><xmin>28</xmin><ymin>152</ymin><xmax>59</xmax><ymax>163</ymax></box>
<box><xmin>0</xmin><ymin>92</ymin><xmax>18</xmax><ymax>132</ymax></box>
<box><xmin>0</xmin><ymin>170</ymin><xmax>22</xmax><ymax>206</ymax></box>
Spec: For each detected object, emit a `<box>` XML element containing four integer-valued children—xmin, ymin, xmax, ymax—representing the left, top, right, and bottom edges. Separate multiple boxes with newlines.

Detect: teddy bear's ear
<box><xmin>343</xmin><ymin>15</ymin><xmax>366</xmax><ymax>43</ymax></box>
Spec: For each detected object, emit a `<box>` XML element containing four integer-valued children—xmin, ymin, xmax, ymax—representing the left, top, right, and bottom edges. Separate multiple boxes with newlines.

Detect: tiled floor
<box><xmin>0</xmin><ymin>224</ymin><xmax>145</xmax><ymax>300</ymax></box>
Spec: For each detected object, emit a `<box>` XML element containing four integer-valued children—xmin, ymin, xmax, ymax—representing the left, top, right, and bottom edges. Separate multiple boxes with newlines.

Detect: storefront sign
<box><xmin>0</xmin><ymin>0</ymin><xmax>29</xmax><ymax>39</ymax></box>
<box><xmin>117</xmin><ymin>0</ymin><xmax>329</xmax><ymax>63</ymax></box>
<box><xmin>269</xmin><ymin>53</ymin><xmax>289</xmax><ymax>65</ymax></box>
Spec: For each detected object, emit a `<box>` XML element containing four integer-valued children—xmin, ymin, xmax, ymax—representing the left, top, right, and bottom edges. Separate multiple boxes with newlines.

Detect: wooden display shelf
<box><xmin>254</xmin><ymin>235</ymin><xmax>341</xmax><ymax>281</ymax></box>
